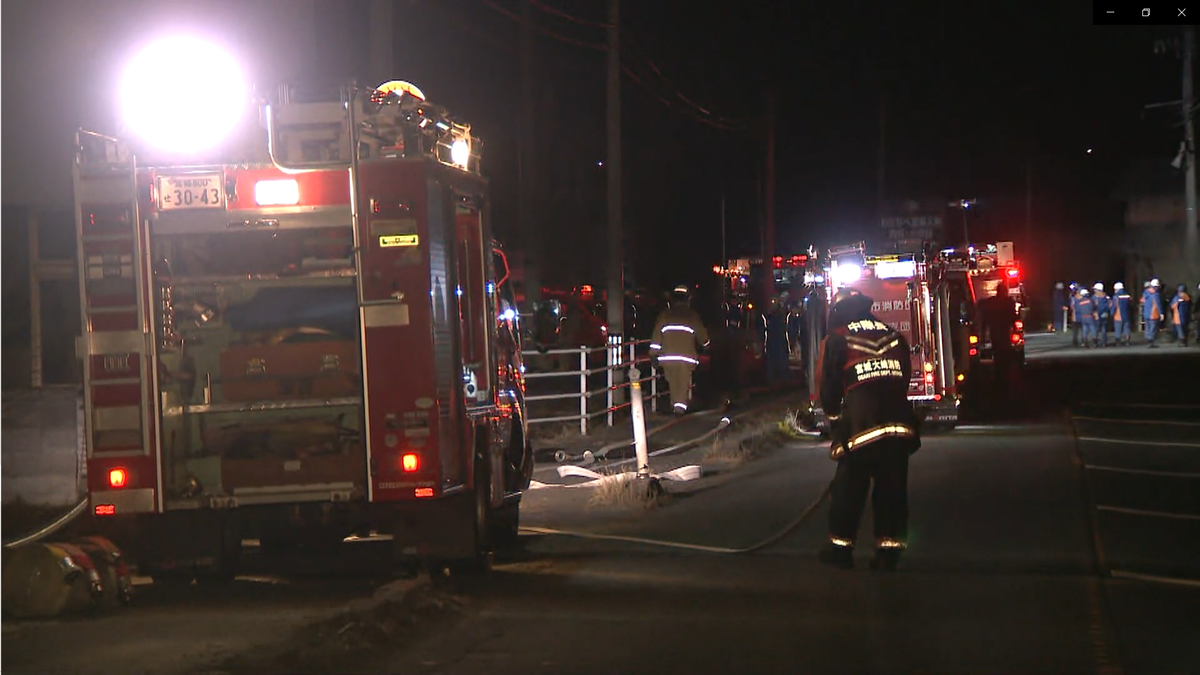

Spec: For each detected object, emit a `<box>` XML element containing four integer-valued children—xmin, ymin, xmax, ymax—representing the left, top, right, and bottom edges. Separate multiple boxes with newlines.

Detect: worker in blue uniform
<box><xmin>1091</xmin><ymin>283</ymin><xmax>1111</xmax><ymax>347</ymax></box>
<box><xmin>1142</xmin><ymin>279</ymin><xmax>1165</xmax><ymax>348</ymax></box>
<box><xmin>1111</xmin><ymin>282</ymin><xmax>1133</xmax><ymax>346</ymax></box>
<box><xmin>1170</xmin><ymin>284</ymin><xmax>1193</xmax><ymax>346</ymax></box>
<box><xmin>1077</xmin><ymin>289</ymin><xmax>1097</xmax><ymax>348</ymax></box>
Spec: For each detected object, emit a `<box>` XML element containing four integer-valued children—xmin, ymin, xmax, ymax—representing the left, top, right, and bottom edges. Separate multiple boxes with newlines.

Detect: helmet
<box><xmin>1151</xmin><ymin>278</ymin><xmax>1161</xmax><ymax>287</ymax></box>
<box><xmin>672</xmin><ymin>285</ymin><xmax>690</xmax><ymax>295</ymax></box>
<box><xmin>1143</xmin><ymin>281</ymin><xmax>1151</xmax><ymax>288</ymax></box>
<box><xmin>1069</xmin><ymin>282</ymin><xmax>1078</xmax><ymax>290</ymax></box>
<box><xmin>1179</xmin><ymin>284</ymin><xmax>1187</xmax><ymax>293</ymax></box>
<box><xmin>1080</xmin><ymin>289</ymin><xmax>1090</xmax><ymax>296</ymax></box>
<box><xmin>832</xmin><ymin>287</ymin><xmax>861</xmax><ymax>306</ymax></box>
<box><xmin>1093</xmin><ymin>282</ymin><xmax>1104</xmax><ymax>292</ymax></box>
<box><xmin>1113</xmin><ymin>282</ymin><xmax>1124</xmax><ymax>291</ymax></box>
<box><xmin>1055</xmin><ymin>282</ymin><xmax>1064</xmax><ymax>290</ymax></box>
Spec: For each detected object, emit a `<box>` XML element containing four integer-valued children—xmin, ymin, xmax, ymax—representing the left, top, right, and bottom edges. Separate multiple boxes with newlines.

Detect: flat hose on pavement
<box><xmin>3</xmin><ymin>499</ymin><xmax>89</xmax><ymax>549</ymax></box>
<box><xmin>521</xmin><ymin>481</ymin><xmax>832</xmax><ymax>555</ymax></box>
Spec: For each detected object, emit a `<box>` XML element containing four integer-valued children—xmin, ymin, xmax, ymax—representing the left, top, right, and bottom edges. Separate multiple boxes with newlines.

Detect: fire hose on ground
<box><xmin>524</xmin><ymin>366</ymin><xmax>835</xmax><ymax>555</ymax></box>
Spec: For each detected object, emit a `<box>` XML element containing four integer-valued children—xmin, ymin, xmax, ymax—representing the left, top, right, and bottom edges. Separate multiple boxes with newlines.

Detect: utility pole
<box><xmin>720</xmin><ymin>186</ymin><xmax>727</xmax><ymax>267</ymax></box>
<box><xmin>1183</xmin><ymin>25</ymin><xmax>1199</xmax><ymax>277</ymax></box>
<box><xmin>877</xmin><ymin>90</ymin><xmax>887</xmax><ymax>225</ymax></box>
<box><xmin>605</xmin><ymin>0</ymin><xmax>625</xmax><ymax>402</ymax></box>
<box><xmin>519</xmin><ymin>0</ymin><xmax>542</xmax><ymax>305</ymax></box>
<box><xmin>1025</xmin><ymin>156</ymin><xmax>1033</xmax><ymax>251</ymax></box>
<box><xmin>367</xmin><ymin>0</ymin><xmax>393</xmax><ymax>87</ymax></box>
<box><xmin>761</xmin><ymin>88</ymin><xmax>777</xmax><ymax>309</ymax></box>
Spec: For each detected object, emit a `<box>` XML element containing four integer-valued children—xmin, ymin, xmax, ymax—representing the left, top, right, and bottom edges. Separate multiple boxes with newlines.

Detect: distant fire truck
<box><xmin>802</xmin><ymin>242</ymin><xmax>962</xmax><ymax>429</ymax></box>
<box><xmin>75</xmin><ymin>61</ymin><xmax>533</xmax><ymax>580</ymax></box>
<box><xmin>931</xmin><ymin>242</ymin><xmax>1026</xmax><ymax>367</ymax></box>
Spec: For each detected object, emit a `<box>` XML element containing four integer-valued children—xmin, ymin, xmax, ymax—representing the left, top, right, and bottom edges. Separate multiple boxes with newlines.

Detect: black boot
<box><xmin>869</xmin><ymin>549</ymin><xmax>901</xmax><ymax>572</ymax></box>
<box><xmin>818</xmin><ymin>544</ymin><xmax>854</xmax><ymax>570</ymax></box>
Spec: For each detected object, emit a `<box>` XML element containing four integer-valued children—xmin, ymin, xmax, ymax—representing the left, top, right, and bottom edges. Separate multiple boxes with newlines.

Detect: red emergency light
<box><xmin>1006</xmin><ymin>268</ymin><xmax>1020</xmax><ymax>279</ymax></box>
<box><xmin>772</xmin><ymin>256</ymin><xmax>784</xmax><ymax>269</ymax></box>
<box><xmin>109</xmin><ymin>468</ymin><xmax>128</xmax><ymax>489</ymax></box>
<box><xmin>401</xmin><ymin>453</ymin><xmax>420</xmax><ymax>472</ymax></box>
<box><xmin>95</xmin><ymin>504</ymin><xmax>116</xmax><ymax>516</ymax></box>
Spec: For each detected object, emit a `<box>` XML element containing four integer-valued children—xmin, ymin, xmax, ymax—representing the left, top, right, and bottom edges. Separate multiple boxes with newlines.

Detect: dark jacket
<box><xmin>818</xmin><ymin>296</ymin><xmax>921</xmax><ymax>460</ymax></box>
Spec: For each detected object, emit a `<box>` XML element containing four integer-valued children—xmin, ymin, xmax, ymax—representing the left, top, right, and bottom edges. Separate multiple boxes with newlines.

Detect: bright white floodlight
<box><xmin>119</xmin><ymin>37</ymin><xmax>246</xmax><ymax>154</ymax></box>
<box><xmin>450</xmin><ymin>138</ymin><xmax>470</xmax><ymax>168</ymax></box>
<box><xmin>833</xmin><ymin>262</ymin><xmax>862</xmax><ymax>285</ymax></box>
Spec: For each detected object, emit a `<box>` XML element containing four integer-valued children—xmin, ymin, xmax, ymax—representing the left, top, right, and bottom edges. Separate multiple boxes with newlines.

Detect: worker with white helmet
<box><xmin>1111</xmin><ymin>282</ymin><xmax>1133</xmax><ymax>346</ymax></box>
<box><xmin>1091</xmin><ymin>282</ymin><xmax>1111</xmax><ymax>347</ymax></box>
<box><xmin>1142</xmin><ymin>278</ymin><xmax>1164</xmax><ymax>348</ymax></box>
<box><xmin>1169</xmin><ymin>283</ymin><xmax>1192</xmax><ymax>346</ymax></box>
<box><xmin>1077</xmin><ymin>288</ymin><xmax>1097</xmax><ymax>348</ymax></box>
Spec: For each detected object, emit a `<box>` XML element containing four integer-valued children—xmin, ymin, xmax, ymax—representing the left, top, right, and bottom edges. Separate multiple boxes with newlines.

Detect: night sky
<box><xmin>1</xmin><ymin>0</ymin><xmax>1188</xmax><ymax>293</ymax></box>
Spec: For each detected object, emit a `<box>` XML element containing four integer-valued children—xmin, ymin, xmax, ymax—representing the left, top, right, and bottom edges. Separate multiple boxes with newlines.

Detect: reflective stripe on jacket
<box><xmin>650</xmin><ymin>306</ymin><xmax>710</xmax><ymax>363</ymax></box>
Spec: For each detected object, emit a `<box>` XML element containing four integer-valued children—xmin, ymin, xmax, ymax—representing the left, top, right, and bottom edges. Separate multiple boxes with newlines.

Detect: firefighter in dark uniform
<box><xmin>651</xmin><ymin>286</ymin><xmax>711</xmax><ymax>415</ymax></box>
<box><xmin>817</xmin><ymin>288</ymin><xmax>922</xmax><ymax>572</ymax></box>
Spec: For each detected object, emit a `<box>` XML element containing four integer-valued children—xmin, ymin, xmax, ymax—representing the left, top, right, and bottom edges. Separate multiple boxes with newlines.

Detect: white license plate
<box><xmin>157</xmin><ymin>174</ymin><xmax>224</xmax><ymax>210</ymax></box>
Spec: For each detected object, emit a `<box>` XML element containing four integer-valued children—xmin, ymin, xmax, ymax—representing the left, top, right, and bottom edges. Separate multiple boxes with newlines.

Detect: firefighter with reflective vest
<box><xmin>1077</xmin><ymin>288</ymin><xmax>1097</xmax><ymax>348</ymax></box>
<box><xmin>817</xmin><ymin>288</ymin><xmax>921</xmax><ymax>572</ymax></box>
<box><xmin>650</xmin><ymin>286</ymin><xmax>711</xmax><ymax>415</ymax></box>
<box><xmin>1111</xmin><ymin>282</ymin><xmax>1133</xmax><ymax>346</ymax></box>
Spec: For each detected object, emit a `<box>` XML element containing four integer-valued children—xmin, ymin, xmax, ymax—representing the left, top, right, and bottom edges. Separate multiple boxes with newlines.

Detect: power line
<box><xmin>480</xmin><ymin>0</ymin><xmax>605</xmax><ymax>51</ymax></box>
<box><xmin>528</xmin><ymin>0</ymin><xmax>612</xmax><ymax>29</ymax></box>
<box><xmin>479</xmin><ymin>0</ymin><xmax>750</xmax><ymax>130</ymax></box>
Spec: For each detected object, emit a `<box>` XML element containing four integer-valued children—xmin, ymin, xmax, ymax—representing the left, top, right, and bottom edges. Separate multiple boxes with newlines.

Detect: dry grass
<box><xmin>705</xmin><ymin>421</ymin><xmax>794</xmax><ymax>466</ymax></box>
<box><xmin>587</xmin><ymin>471</ymin><xmax>666</xmax><ymax>510</ymax></box>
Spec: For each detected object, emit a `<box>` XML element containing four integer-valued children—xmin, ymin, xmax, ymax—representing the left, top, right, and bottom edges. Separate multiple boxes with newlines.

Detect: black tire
<box><xmin>443</xmin><ymin>454</ymin><xmax>494</xmax><ymax>578</ymax></box>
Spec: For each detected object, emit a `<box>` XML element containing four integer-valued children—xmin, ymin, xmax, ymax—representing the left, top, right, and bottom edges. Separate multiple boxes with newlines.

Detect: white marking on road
<box><xmin>1073</xmin><ymin>416</ymin><xmax>1200</xmax><ymax>427</ymax></box>
<box><xmin>1110</xmin><ymin>569</ymin><xmax>1200</xmax><ymax>588</ymax></box>
<box><xmin>1077</xmin><ymin>437</ymin><xmax>1200</xmax><ymax>449</ymax></box>
<box><xmin>1095</xmin><ymin>505</ymin><xmax>1200</xmax><ymax>521</ymax></box>
<box><xmin>1079</xmin><ymin>402</ymin><xmax>1200</xmax><ymax>410</ymax></box>
<box><xmin>1085</xmin><ymin>464</ymin><xmax>1200</xmax><ymax>479</ymax></box>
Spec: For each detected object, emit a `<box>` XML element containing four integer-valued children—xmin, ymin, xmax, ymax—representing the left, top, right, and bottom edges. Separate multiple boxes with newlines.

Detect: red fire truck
<box><xmin>802</xmin><ymin>242</ymin><xmax>962</xmax><ymax>430</ymax></box>
<box><xmin>75</xmin><ymin>76</ymin><xmax>533</xmax><ymax>580</ymax></box>
<box><xmin>931</xmin><ymin>242</ymin><xmax>1026</xmax><ymax>367</ymax></box>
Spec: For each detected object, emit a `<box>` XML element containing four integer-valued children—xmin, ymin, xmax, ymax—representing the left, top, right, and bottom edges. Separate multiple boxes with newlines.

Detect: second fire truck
<box><xmin>802</xmin><ymin>243</ymin><xmax>963</xmax><ymax>430</ymax></box>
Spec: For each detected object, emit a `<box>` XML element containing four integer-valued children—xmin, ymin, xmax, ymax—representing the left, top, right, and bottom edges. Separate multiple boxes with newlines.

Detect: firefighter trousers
<box><xmin>662</xmin><ymin>362</ymin><xmax>695</xmax><ymax>412</ymax></box>
<box><xmin>828</xmin><ymin>440</ymin><xmax>910</xmax><ymax>550</ymax></box>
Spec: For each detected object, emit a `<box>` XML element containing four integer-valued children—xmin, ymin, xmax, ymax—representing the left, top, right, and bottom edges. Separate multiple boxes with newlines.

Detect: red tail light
<box><xmin>109</xmin><ymin>468</ymin><xmax>128</xmax><ymax>489</ymax></box>
<box><xmin>1011</xmin><ymin>333</ymin><xmax>1023</xmax><ymax>345</ymax></box>
<box><xmin>401</xmin><ymin>453</ymin><xmax>420</xmax><ymax>473</ymax></box>
<box><xmin>924</xmin><ymin>373</ymin><xmax>934</xmax><ymax>384</ymax></box>
<box><xmin>969</xmin><ymin>347</ymin><xmax>978</xmax><ymax>356</ymax></box>
<box><xmin>95</xmin><ymin>504</ymin><xmax>116</xmax><ymax>516</ymax></box>
<box><xmin>414</xmin><ymin>487</ymin><xmax>434</xmax><ymax>498</ymax></box>
<box><xmin>1006</xmin><ymin>268</ymin><xmax>1019</xmax><ymax>278</ymax></box>
<box><xmin>1014</xmin><ymin>320</ymin><xmax>1024</xmax><ymax>331</ymax></box>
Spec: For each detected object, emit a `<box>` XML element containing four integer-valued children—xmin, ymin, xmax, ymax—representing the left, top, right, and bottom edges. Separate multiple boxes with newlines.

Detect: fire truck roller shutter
<box><xmin>805</xmin><ymin>288</ymin><xmax>828</xmax><ymax>403</ymax></box>
<box><xmin>224</xmin><ymin>285</ymin><xmax>358</xmax><ymax>338</ymax></box>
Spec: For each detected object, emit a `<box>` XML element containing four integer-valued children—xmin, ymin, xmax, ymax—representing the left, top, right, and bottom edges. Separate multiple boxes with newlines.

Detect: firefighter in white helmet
<box><xmin>650</xmin><ymin>285</ymin><xmax>710</xmax><ymax>416</ymax></box>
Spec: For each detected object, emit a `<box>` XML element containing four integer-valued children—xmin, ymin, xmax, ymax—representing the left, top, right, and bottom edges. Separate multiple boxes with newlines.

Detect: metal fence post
<box><xmin>650</xmin><ymin>360</ymin><xmax>658</xmax><ymax>413</ymax></box>
<box><xmin>579</xmin><ymin>346</ymin><xmax>588</xmax><ymax>435</ymax></box>
<box><xmin>606</xmin><ymin>343</ymin><xmax>614</xmax><ymax>427</ymax></box>
<box><xmin>630</xmin><ymin>365</ymin><xmax>650</xmax><ymax>478</ymax></box>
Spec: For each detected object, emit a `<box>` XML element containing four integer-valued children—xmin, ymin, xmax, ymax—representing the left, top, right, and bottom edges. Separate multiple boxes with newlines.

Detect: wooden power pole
<box><xmin>519</xmin><ymin>0</ymin><xmax>542</xmax><ymax>305</ymax></box>
<box><xmin>606</xmin><ymin>0</ymin><xmax>625</xmax><ymax>399</ymax></box>
<box><xmin>1184</xmin><ymin>26</ymin><xmax>1199</xmax><ymax>277</ymax></box>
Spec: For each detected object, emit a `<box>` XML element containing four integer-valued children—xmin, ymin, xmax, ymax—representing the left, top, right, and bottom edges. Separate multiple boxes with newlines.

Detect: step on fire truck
<box><xmin>801</xmin><ymin>242</ymin><xmax>962</xmax><ymax>430</ymax></box>
<box><xmin>75</xmin><ymin>52</ymin><xmax>533</xmax><ymax>581</ymax></box>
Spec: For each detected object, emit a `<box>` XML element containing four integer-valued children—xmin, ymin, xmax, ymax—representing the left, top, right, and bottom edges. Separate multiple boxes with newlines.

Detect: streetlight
<box><xmin>949</xmin><ymin>198</ymin><xmax>978</xmax><ymax>245</ymax></box>
<box><xmin>118</xmin><ymin>37</ymin><xmax>247</xmax><ymax>154</ymax></box>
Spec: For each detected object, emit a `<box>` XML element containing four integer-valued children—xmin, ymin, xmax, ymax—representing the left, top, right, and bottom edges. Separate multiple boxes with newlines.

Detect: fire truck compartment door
<box><xmin>355</xmin><ymin>161</ymin><xmax>461</xmax><ymax>501</ymax></box>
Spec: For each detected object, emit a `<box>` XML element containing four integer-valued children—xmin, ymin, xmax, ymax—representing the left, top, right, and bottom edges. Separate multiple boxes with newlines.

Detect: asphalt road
<box><xmin>4</xmin><ymin>348</ymin><xmax>1199</xmax><ymax>675</ymax></box>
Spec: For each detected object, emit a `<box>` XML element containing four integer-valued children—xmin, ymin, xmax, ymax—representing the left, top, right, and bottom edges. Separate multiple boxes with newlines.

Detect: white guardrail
<box><xmin>521</xmin><ymin>337</ymin><xmax>665</xmax><ymax>434</ymax></box>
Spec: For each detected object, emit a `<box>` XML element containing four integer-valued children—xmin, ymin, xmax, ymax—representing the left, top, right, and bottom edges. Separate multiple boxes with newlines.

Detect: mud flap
<box><xmin>390</xmin><ymin>491</ymin><xmax>478</xmax><ymax>563</ymax></box>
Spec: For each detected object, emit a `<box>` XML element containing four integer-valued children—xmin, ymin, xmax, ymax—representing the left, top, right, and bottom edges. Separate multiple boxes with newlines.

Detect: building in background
<box><xmin>1113</xmin><ymin>158</ymin><xmax>1192</xmax><ymax>288</ymax></box>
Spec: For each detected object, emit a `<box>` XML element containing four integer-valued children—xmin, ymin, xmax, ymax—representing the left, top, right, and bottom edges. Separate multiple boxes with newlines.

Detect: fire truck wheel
<box><xmin>439</xmin><ymin>455</ymin><xmax>494</xmax><ymax>579</ymax></box>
